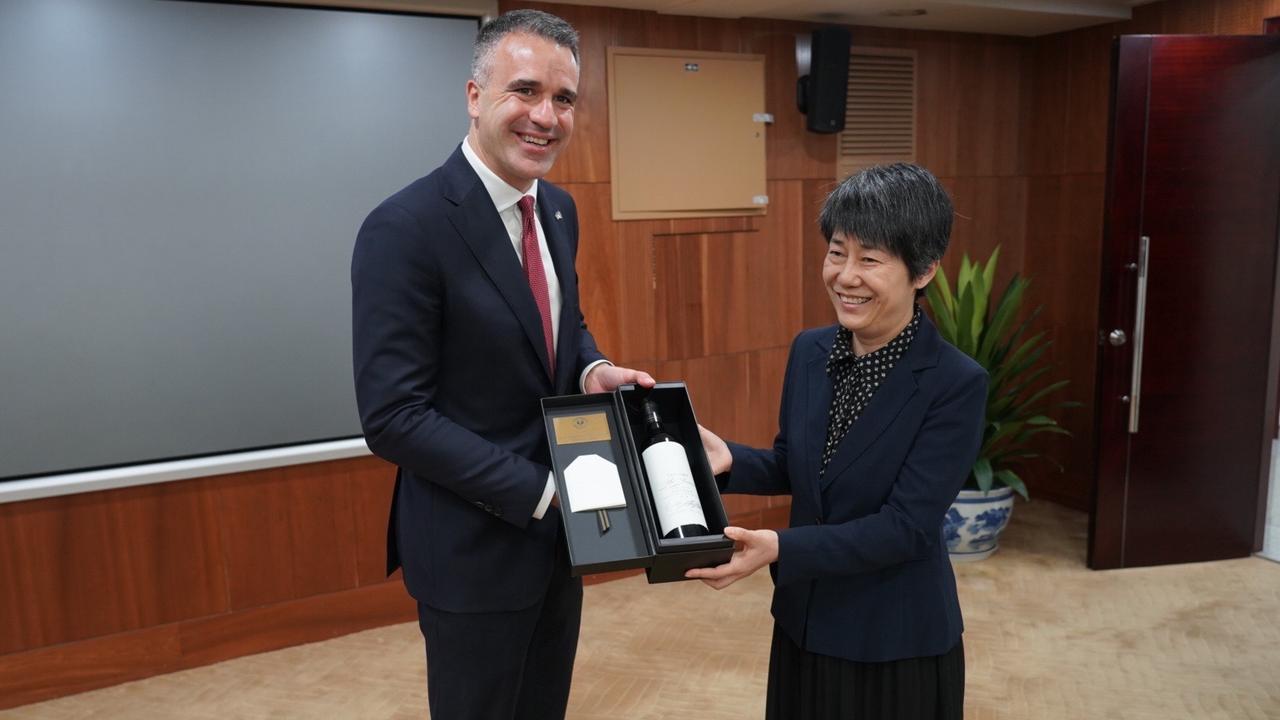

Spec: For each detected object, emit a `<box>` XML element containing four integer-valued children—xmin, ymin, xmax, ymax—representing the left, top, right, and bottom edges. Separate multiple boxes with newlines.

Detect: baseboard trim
<box><xmin>0</xmin><ymin>581</ymin><xmax>417</xmax><ymax>710</ymax></box>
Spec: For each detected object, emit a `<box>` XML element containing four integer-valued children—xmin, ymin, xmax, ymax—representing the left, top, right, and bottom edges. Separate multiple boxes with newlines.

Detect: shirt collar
<box><xmin>828</xmin><ymin>305</ymin><xmax>921</xmax><ymax>372</ymax></box>
<box><xmin>461</xmin><ymin>136</ymin><xmax>538</xmax><ymax>214</ymax></box>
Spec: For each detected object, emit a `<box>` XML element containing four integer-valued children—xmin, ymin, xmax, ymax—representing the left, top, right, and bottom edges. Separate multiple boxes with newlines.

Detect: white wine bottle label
<box><xmin>641</xmin><ymin>441</ymin><xmax>708</xmax><ymax>536</ymax></box>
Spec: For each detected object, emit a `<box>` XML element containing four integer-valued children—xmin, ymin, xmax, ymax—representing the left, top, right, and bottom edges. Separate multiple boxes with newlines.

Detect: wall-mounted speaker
<box><xmin>796</xmin><ymin>27</ymin><xmax>851</xmax><ymax>134</ymax></box>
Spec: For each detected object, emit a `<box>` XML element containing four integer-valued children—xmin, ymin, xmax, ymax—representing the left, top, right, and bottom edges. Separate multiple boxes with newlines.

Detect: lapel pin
<box><xmin>554</xmin><ymin>210</ymin><xmax>563</xmax><ymax>221</ymax></box>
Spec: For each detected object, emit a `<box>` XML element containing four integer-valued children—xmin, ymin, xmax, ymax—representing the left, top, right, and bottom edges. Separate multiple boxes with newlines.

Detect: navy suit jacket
<box><xmin>725</xmin><ymin>313</ymin><xmax>986</xmax><ymax>662</ymax></box>
<box><xmin>351</xmin><ymin>147</ymin><xmax>605</xmax><ymax>613</ymax></box>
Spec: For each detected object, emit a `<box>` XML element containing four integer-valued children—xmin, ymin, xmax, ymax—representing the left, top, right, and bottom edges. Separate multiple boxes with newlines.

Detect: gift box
<box><xmin>541</xmin><ymin>382</ymin><xmax>734</xmax><ymax>583</ymax></box>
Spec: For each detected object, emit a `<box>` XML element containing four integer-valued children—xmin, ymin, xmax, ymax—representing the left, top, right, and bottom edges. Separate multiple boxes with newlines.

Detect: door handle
<box><xmin>1128</xmin><ymin>236</ymin><xmax>1150</xmax><ymax>434</ymax></box>
<box><xmin>1108</xmin><ymin>329</ymin><xmax>1128</xmax><ymax>346</ymax></box>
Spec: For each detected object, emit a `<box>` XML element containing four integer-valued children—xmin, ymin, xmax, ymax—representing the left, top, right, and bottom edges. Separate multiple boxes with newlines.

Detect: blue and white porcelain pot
<box><xmin>943</xmin><ymin>486</ymin><xmax>1015</xmax><ymax>562</ymax></box>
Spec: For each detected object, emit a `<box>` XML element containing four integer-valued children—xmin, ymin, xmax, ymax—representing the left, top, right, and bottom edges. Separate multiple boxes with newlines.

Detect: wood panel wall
<box><xmin>7</xmin><ymin>0</ymin><xmax>1278</xmax><ymax>709</ymax></box>
<box><xmin>0</xmin><ymin>457</ymin><xmax>411</xmax><ymax>708</ymax></box>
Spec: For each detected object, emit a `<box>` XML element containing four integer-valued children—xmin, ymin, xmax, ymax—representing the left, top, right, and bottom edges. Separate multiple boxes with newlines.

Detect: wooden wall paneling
<box><xmin>0</xmin><ymin>579</ymin><xmax>415</xmax><ymax>711</ymax></box>
<box><xmin>283</xmin><ymin>461</ymin><xmax>361</xmax><ymax>591</ymax></box>
<box><xmin>801</xmin><ymin>178</ymin><xmax>836</xmax><ymax>329</ymax></box>
<box><xmin>655</xmin><ymin>215</ymin><xmax>759</xmax><ymax>236</ymax></box>
<box><xmin>1017</xmin><ymin>42</ymin><xmax>1038</xmax><ymax>176</ymax></box>
<box><xmin>101</xmin><ymin>481</ymin><xmax>228</xmax><ymax>635</ymax></box>
<box><xmin>214</xmin><ymin>463</ymin><xmax>359</xmax><ymax>611</ymax></box>
<box><xmin>1027</xmin><ymin>33</ymin><xmax>1073</xmax><ymax>176</ymax></box>
<box><xmin>642</xmin><ymin>12</ymin><xmax>744</xmax><ymax>53</ymax></box>
<box><xmin>653</xmin><ymin>206</ymin><xmax>800</xmax><ymax>362</ymax></box>
<box><xmin>611</xmin><ymin>220</ymin><xmax>661</xmax><ymax>365</ymax></box>
<box><xmin>1126</xmin><ymin>1</ymin><xmax>1170</xmax><ymax>33</ymax></box>
<box><xmin>0</xmin><ymin>498</ymin><xmax>68</xmax><ymax>654</ymax></box>
<box><xmin>949</xmin><ymin>39</ymin><xmax>986</xmax><ymax>176</ymax></box>
<box><xmin>1215</xmin><ymin>0</ymin><xmax>1275</xmax><ymax>33</ymax></box>
<box><xmin>681</xmin><ymin>354</ymin><xmax>753</xmax><ymax>446</ymax></box>
<box><xmin>1208</xmin><ymin>0</ymin><xmax>1280</xmax><ymax>34</ymax></box>
<box><xmin>639</xmin><ymin>11</ymin><xmax>700</xmax><ymax>51</ymax></box>
<box><xmin>1065</xmin><ymin>26</ymin><xmax>1113</xmax><ymax>175</ymax></box>
<box><xmin>653</xmin><ymin>232</ymin><xmax>708</xmax><ymax>360</ymax></box>
<box><xmin>1022</xmin><ymin>172</ymin><xmax>1107</xmax><ymax>508</ymax></box>
<box><xmin>345</xmin><ymin>457</ymin><xmax>400</xmax><ymax>586</ymax></box>
<box><xmin>752</xmin><ymin>180</ymin><xmax>806</xmax><ymax>345</ymax></box>
<box><xmin>913</xmin><ymin>37</ymin><xmax>961</xmax><ymax>177</ymax></box>
<box><xmin>747</xmin><ymin>346</ymin><xmax>795</xmax><ymax>530</ymax></box>
<box><xmin>699</xmin><ymin>232</ymin><xmax>756</xmax><ymax>356</ymax></box>
<box><xmin>0</xmin><ymin>623</ymin><xmax>184</xmax><ymax>710</ymax></box>
<box><xmin>177</xmin><ymin>580</ymin><xmax>415</xmax><ymax>668</ymax></box>
<box><xmin>694</xmin><ymin>15</ymin><xmax>750</xmax><ymax>53</ymax></box>
<box><xmin>1031</xmin><ymin>325</ymin><xmax>1102</xmax><ymax>507</ymax></box>
<box><xmin>744</xmin><ymin>18</ymin><xmax>838</xmax><ymax>181</ymax></box>
<box><xmin>624</xmin><ymin>220</ymin><xmax>771</xmax><ymax>367</ymax></box>
<box><xmin>213</xmin><ymin>469</ymin><xmax>297</xmax><ymax>609</ymax></box>
<box><xmin>0</xmin><ymin>507</ymin><xmax>28</xmax><ymax>653</ymax></box>
<box><xmin>953</xmin><ymin>41</ymin><xmax>1027</xmax><ymax>177</ymax></box>
<box><xmin>941</xmin><ymin>175</ymin><xmax>1030</xmax><ymax>283</ymax></box>
<box><xmin>0</xmin><ymin>481</ymin><xmax>228</xmax><ymax>655</ymax></box>
<box><xmin>558</xmin><ymin>182</ymin><xmax>625</xmax><ymax>362</ymax></box>
<box><xmin>1164</xmin><ymin>0</ymin><xmax>1222</xmax><ymax>33</ymax></box>
<box><xmin>746</xmin><ymin>347</ymin><xmax>791</xmax><ymax>449</ymax></box>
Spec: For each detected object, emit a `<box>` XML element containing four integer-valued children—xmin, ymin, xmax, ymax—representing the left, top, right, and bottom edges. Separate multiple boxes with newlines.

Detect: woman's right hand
<box><xmin>698</xmin><ymin>424</ymin><xmax>732</xmax><ymax>475</ymax></box>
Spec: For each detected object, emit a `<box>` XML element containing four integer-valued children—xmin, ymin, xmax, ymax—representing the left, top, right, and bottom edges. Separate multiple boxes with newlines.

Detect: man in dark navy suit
<box><xmin>351</xmin><ymin>10</ymin><xmax>652</xmax><ymax>719</ymax></box>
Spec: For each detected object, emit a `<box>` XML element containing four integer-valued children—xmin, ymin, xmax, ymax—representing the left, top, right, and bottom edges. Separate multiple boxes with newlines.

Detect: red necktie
<box><xmin>517</xmin><ymin>195</ymin><xmax>555</xmax><ymax>378</ymax></box>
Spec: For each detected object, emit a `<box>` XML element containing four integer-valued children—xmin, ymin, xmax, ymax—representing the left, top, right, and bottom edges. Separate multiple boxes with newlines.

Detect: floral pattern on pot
<box><xmin>944</xmin><ymin>486</ymin><xmax>1015</xmax><ymax>562</ymax></box>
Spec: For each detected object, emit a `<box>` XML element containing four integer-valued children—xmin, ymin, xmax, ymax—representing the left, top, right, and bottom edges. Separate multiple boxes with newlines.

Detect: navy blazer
<box><xmin>351</xmin><ymin>146</ymin><xmax>605</xmax><ymax>613</ymax></box>
<box><xmin>725</xmin><ymin>313</ymin><xmax>986</xmax><ymax>662</ymax></box>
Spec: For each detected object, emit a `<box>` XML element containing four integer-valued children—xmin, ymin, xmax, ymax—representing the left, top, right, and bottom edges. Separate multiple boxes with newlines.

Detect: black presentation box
<box><xmin>541</xmin><ymin>382</ymin><xmax>734</xmax><ymax>583</ymax></box>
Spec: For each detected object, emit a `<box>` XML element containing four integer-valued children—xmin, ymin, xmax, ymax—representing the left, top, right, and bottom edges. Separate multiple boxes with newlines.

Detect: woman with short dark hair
<box><xmin>690</xmin><ymin>163</ymin><xmax>986</xmax><ymax>719</ymax></box>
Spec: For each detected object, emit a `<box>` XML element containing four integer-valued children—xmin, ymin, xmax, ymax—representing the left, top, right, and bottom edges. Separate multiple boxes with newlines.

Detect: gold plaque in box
<box><xmin>553</xmin><ymin>413</ymin><xmax>612</xmax><ymax>445</ymax></box>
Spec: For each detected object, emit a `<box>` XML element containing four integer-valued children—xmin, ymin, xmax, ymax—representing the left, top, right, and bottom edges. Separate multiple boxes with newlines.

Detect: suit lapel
<box><xmin>819</xmin><ymin>313</ymin><xmax>943</xmax><ymax>490</ymax></box>
<box><xmin>441</xmin><ymin>148</ymin><xmax>554</xmax><ymax>382</ymax></box>
<box><xmin>538</xmin><ymin>187</ymin><xmax>574</xmax><ymax>391</ymax></box>
<box><xmin>803</xmin><ymin>330</ymin><xmax>834</xmax><ymax>507</ymax></box>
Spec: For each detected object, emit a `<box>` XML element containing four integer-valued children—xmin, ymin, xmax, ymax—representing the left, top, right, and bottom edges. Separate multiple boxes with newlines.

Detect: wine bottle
<box><xmin>639</xmin><ymin>399</ymin><xmax>708</xmax><ymax>539</ymax></box>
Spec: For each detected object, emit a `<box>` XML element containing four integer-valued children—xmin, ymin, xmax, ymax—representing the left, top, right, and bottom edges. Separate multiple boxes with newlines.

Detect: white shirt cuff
<box><xmin>579</xmin><ymin>359</ymin><xmax>612</xmax><ymax>392</ymax></box>
<box><xmin>532</xmin><ymin>473</ymin><xmax>557</xmax><ymax>520</ymax></box>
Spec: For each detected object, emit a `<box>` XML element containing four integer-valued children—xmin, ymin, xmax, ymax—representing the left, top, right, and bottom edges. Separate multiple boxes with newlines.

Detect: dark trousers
<box><xmin>416</xmin><ymin>543</ymin><xmax>582</xmax><ymax>720</ymax></box>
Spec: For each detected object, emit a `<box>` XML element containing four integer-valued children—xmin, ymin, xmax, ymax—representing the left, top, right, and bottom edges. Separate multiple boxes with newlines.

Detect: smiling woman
<box><xmin>693</xmin><ymin>163</ymin><xmax>986</xmax><ymax>720</ymax></box>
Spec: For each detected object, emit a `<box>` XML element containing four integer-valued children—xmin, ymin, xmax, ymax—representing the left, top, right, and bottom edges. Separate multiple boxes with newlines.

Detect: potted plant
<box><xmin>925</xmin><ymin>247</ymin><xmax>1076</xmax><ymax>561</ymax></box>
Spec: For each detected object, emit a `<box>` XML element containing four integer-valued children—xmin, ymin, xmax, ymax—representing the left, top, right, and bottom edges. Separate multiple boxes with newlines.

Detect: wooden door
<box><xmin>1090</xmin><ymin>34</ymin><xmax>1280</xmax><ymax>569</ymax></box>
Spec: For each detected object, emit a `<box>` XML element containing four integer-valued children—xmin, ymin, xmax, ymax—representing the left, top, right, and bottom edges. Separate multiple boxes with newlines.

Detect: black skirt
<box><xmin>765</xmin><ymin>625</ymin><xmax>965</xmax><ymax>720</ymax></box>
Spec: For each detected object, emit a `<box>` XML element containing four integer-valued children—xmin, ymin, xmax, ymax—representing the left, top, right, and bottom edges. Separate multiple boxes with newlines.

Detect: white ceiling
<box><xmin>291</xmin><ymin>0</ymin><xmax>1155</xmax><ymax>37</ymax></box>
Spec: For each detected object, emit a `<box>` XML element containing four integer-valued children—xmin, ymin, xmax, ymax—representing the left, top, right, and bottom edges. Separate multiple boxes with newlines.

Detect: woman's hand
<box><xmin>685</xmin><ymin>526</ymin><xmax>778</xmax><ymax>590</ymax></box>
<box><xmin>698</xmin><ymin>424</ymin><xmax>732</xmax><ymax>475</ymax></box>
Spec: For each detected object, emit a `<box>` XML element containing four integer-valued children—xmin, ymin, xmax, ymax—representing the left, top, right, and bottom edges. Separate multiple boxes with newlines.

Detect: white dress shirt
<box><xmin>459</xmin><ymin>138</ymin><xmax>608</xmax><ymax>520</ymax></box>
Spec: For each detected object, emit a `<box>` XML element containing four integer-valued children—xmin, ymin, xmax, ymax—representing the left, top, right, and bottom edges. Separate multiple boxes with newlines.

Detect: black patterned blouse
<box><xmin>819</xmin><ymin>305</ymin><xmax>922</xmax><ymax>478</ymax></box>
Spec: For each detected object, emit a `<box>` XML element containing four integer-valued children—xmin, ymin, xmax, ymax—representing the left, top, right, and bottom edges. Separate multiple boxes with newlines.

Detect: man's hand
<box><xmin>684</xmin><ymin>526</ymin><xmax>778</xmax><ymax>590</ymax></box>
<box><xmin>583</xmin><ymin>364</ymin><xmax>656</xmax><ymax>393</ymax></box>
<box><xmin>697</xmin><ymin>424</ymin><xmax>732</xmax><ymax>475</ymax></box>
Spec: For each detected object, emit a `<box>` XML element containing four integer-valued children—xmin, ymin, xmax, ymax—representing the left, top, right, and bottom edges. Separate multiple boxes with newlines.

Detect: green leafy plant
<box><xmin>924</xmin><ymin>246</ymin><xmax>1077</xmax><ymax>500</ymax></box>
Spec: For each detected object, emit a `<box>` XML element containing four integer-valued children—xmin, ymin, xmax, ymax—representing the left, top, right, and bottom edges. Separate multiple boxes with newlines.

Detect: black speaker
<box><xmin>797</xmin><ymin>27</ymin><xmax>851</xmax><ymax>134</ymax></box>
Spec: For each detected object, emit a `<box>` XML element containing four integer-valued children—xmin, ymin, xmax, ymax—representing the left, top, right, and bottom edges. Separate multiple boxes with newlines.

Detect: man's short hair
<box><xmin>472</xmin><ymin>9</ymin><xmax>580</xmax><ymax>85</ymax></box>
<box><xmin>818</xmin><ymin>163</ymin><xmax>953</xmax><ymax>281</ymax></box>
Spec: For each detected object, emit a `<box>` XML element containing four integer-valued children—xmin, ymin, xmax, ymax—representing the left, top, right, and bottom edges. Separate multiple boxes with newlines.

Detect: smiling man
<box><xmin>351</xmin><ymin>10</ymin><xmax>652</xmax><ymax>719</ymax></box>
